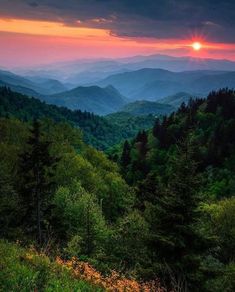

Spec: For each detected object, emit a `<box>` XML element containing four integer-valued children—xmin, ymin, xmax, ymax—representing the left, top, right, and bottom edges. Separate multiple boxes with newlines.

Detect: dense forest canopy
<box><xmin>0</xmin><ymin>88</ymin><xmax>235</xmax><ymax>291</ymax></box>
<box><xmin>0</xmin><ymin>86</ymin><xmax>155</xmax><ymax>150</ymax></box>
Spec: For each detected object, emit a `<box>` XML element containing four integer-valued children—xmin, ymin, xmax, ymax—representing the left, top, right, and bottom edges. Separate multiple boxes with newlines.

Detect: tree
<box><xmin>145</xmin><ymin>139</ymin><xmax>206</xmax><ymax>290</ymax></box>
<box><xmin>53</xmin><ymin>182</ymin><xmax>108</xmax><ymax>258</ymax></box>
<box><xmin>206</xmin><ymin>197</ymin><xmax>235</xmax><ymax>264</ymax></box>
<box><xmin>114</xmin><ymin>210</ymin><xmax>149</xmax><ymax>272</ymax></box>
<box><xmin>136</xmin><ymin>130</ymin><xmax>148</xmax><ymax>158</ymax></box>
<box><xmin>18</xmin><ymin>120</ymin><xmax>56</xmax><ymax>246</ymax></box>
<box><xmin>120</xmin><ymin>140</ymin><xmax>131</xmax><ymax>169</ymax></box>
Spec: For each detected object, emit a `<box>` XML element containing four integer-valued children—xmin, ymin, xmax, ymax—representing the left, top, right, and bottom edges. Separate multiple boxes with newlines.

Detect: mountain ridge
<box><xmin>46</xmin><ymin>84</ymin><xmax>127</xmax><ymax>115</ymax></box>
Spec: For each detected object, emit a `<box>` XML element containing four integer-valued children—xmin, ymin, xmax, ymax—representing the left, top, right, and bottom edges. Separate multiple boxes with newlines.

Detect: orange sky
<box><xmin>0</xmin><ymin>18</ymin><xmax>234</xmax><ymax>68</ymax></box>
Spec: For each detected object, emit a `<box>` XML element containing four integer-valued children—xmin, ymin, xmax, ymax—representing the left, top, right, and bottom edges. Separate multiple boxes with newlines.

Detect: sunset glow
<box><xmin>0</xmin><ymin>18</ymin><xmax>109</xmax><ymax>38</ymax></box>
<box><xmin>192</xmin><ymin>42</ymin><xmax>202</xmax><ymax>51</ymax></box>
<box><xmin>0</xmin><ymin>14</ymin><xmax>234</xmax><ymax>67</ymax></box>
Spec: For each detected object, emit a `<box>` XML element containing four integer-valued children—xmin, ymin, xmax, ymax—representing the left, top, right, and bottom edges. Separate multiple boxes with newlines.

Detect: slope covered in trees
<box><xmin>0</xmin><ymin>117</ymin><xmax>134</xmax><ymax>268</ymax></box>
<box><xmin>119</xmin><ymin>100</ymin><xmax>175</xmax><ymax>116</ymax></box>
<box><xmin>116</xmin><ymin>89</ymin><xmax>235</xmax><ymax>291</ymax></box>
<box><xmin>47</xmin><ymin>85</ymin><xmax>126</xmax><ymax>115</ymax></box>
<box><xmin>1</xmin><ymin>89</ymin><xmax>235</xmax><ymax>291</ymax></box>
<box><xmin>0</xmin><ymin>87</ymin><xmax>155</xmax><ymax>150</ymax></box>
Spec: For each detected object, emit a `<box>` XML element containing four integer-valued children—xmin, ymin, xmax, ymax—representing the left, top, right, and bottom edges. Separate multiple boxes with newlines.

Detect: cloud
<box><xmin>0</xmin><ymin>0</ymin><xmax>234</xmax><ymax>43</ymax></box>
<box><xmin>27</xmin><ymin>1</ymin><xmax>39</xmax><ymax>7</ymax></box>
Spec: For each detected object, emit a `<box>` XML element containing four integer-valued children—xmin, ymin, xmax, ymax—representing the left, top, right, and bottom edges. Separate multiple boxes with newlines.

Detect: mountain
<box><xmin>46</xmin><ymin>85</ymin><xmax>127</xmax><ymax>115</ymax></box>
<box><xmin>159</xmin><ymin>92</ymin><xmax>195</xmax><ymax>107</ymax></box>
<box><xmin>0</xmin><ymin>68</ymin><xmax>127</xmax><ymax>115</ymax></box>
<box><xmin>25</xmin><ymin>76</ymin><xmax>68</xmax><ymax>94</ymax></box>
<box><xmin>117</xmin><ymin>54</ymin><xmax>235</xmax><ymax>72</ymax></box>
<box><xmin>0</xmin><ymin>86</ymin><xmax>154</xmax><ymax>150</ymax></box>
<box><xmin>14</xmin><ymin>54</ymin><xmax>235</xmax><ymax>85</ymax></box>
<box><xmin>14</xmin><ymin>59</ymin><xmax>128</xmax><ymax>84</ymax></box>
<box><xmin>0</xmin><ymin>69</ymin><xmax>67</xmax><ymax>95</ymax></box>
<box><xmin>105</xmin><ymin>111</ymin><xmax>156</xmax><ymax>137</ymax></box>
<box><xmin>119</xmin><ymin>100</ymin><xmax>175</xmax><ymax>116</ymax></box>
<box><xmin>96</xmin><ymin>69</ymin><xmax>235</xmax><ymax>101</ymax></box>
<box><xmin>0</xmin><ymin>79</ymin><xmax>42</xmax><ymax>98</ymax></box>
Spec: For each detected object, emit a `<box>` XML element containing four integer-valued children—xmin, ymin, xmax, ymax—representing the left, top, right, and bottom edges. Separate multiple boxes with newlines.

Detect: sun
<box><xmin>192</xmin><ymin>42</ymin><xmax>202</xmax><ymax>51</ymax></box>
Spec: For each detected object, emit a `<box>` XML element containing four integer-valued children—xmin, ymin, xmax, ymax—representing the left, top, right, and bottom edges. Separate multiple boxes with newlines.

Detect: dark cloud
<box><xmin>27</xmin><ymin>1</ymin><xmax>39</xmax><ymax>7</ymax></box>
<box><xmin>0</xmin><ymin>0</ymin><xmax>234</xmax><ymax>42</ymax></box>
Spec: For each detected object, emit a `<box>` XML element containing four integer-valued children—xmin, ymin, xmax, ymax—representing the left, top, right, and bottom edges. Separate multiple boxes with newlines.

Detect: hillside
<box><xmin>25</xmin><ymin>76</ymin><xmax>68</xmax><ymax>94</ymax></box>
<box><xmin>0</xmin><ymin>87</ymin><xmax>154</xmax><ymax>150</ymax></box>
<box><xmin>1</xmin><ymin>89</ymin><xmax>235</xmax><ymax>291</ymax></box>
<box><xmin>0</xmin><ymin>69</ymin><xmax>127</xmax><ymax>115</ymax></box>
<box><xmin>47</xmin><ymin>85</ymin><xmax>126</xmax><ymax>115</ymax></box>
<box><xmin>0</xmin><ymin>79</ymin><xmax>42</xmax><ymax>98</ymax></box>
<box><xmin>105</xmin><ymin>111</ymin><xmax>156</xmax><ymax>138</ymax></box>
<box><xmin>97</xmin><ymin>68</ymin><xmax>235</xmax><ymax>100</ymax></box>
<box><xmin>113</xmin><ymin>89</ymin><xmax>235</xmax><ymax>290</ymax></box>
<box><xmin>0</xmin><ymin>69</ymin><xmax>67</xmax><ymax>95</ymax></box>
<box><xmin>120</xmin><ymin>100</ymin><xmax>175</xmax><ymax>116</ymax></box>
<box><xmin>0</xmin><ymin>240</ymin><xmax>164</xmax><ymax>291</ymax></box>
<box><xmin>159</xmin><ymin>92</ymin><xmax>195</xmax><ymax>107</ymax></box>
<box><xmin>0</xmin><ymin>241</ymin><xmax>102</xmax><ymax>291</ymax></box>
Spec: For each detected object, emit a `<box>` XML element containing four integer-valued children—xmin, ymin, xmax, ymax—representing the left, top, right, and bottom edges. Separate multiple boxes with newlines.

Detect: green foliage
<box><xmin>118</xmin><ymin>89</ymin><xmax>235</xmax><ymax>290</ymax></box>
<box><xmin>0</xmin><ymin>240</ymin><xmax>102</xmax><ymax>291</ymax></box>
<box><xmin>203</xmin><ymin>198</ymin><xmax>235</xmax><ymax>263</ymax></box>
<box><xmin>1</xmin><ymin>88</ymin><xmax>235</xmax><ymax>291</ymax></box>
<box><xmin>49</xmin><ymin>85</ymin><xmax>126</xmax><ymax>115</ymax></box>
<box><xmin>114</xmin><ymin>210</ymin><xmax>149</xmax><ymax>272</ymax></box>
<box><xmin>0</xmin><ymin>86</ymin><xmax>155</xmax><ymax>150</ymax></box>
<box><xmin>0</xmin><ymin>116</ymin><xmax>134</xmax><ymax>272</ymax></box>
<box><xmin>145</xmin><ymin>141</ymin><xmax>206</xmax><ymax>289</ymax></box>
<box><xmin>119</xmin><ymin>100</ymin><xmax>175</xmax><ymax>116</ymax></box>
<box><xmin>53</xmin><ymin>183</ymin><xmax>108</xmax><ymax>257</ymax></box>
<box><xmin>18</xmin><ymin>120</ymin><xmax>57</xmax><ymax>245</ymax></box>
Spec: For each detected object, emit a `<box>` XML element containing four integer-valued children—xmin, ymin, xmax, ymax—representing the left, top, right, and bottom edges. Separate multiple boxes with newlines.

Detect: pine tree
<box><xmin>19</xmin><ymin>120</ymin><xmax>56</xmax><ymax>246</ymax></box>
<box><xmin>120</xmin><ymin>140</ymin><xmax>131</xmax><ymax>169</ymax></box>
<box><xmin>153</xmin><ymin>118</ymin><xmax>161</xmax><ymax>138</ymax></box>
<box><xmin>137</xmin><ymin>130</ymin><xmax>148</xmax><ymax>158</ymax></box>
<box><xmin>146</xmin><ymin>139</ymin><xmax>206</xmax><ymax>290</ymax></box>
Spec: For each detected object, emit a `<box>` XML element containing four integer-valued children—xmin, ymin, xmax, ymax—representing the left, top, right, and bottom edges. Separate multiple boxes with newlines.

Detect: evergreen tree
<box><xmin>120</xmin><ymin>140</ymin><xmax>131</xmax><ymax>168</ymax></box>
<box><xmin>153</xmin><ymin>118</ymin><xmax>161</xmax><ymax>138</ymax></box>
<box><xmin>18</xmin><ymin>120</ymin><xmax>56</xmax><ymax>245</ymax></box>
<box><xmin>145</xmin><ymin>139</ymin><xmax>206</xmax><ymax>290</ymax></box>
<box><xmin>136</xmin><ymin>130</ymin><xmax>148</xmax><ymax>158</ymax></box>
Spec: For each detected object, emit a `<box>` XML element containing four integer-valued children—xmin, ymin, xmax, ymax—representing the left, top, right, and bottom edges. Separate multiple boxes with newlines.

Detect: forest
<box><xmin>0</xmin><ymin>87</ymin><xmax>235</xmax><ymax>291</ymax></box>
<box><xmin>0</xmin><ymin>87</ymin><xmax>155</xmax><ymax>150</ymax></box>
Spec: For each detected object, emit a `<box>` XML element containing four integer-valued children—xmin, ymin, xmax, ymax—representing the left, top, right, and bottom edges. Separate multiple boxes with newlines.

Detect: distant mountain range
<box><xmin>0</xmin><ymin>69</ymin><xmax>67</xmax><ymax>95</ymax></box>
<box><xmin>2</xmin><ymin>54</ymin><xmax>235</xmax><ymax>115</ymax></box>
<box><xmin>96</xmin><ymin>69</ymin><xmax>235</xmax><ymax>100</ymax></box>
<box><xmin>14</xmin><ymin>54</ymin><xmax>235</xmax><ymax>85</ymax></box>
<box><xmin>0</xmin><ymin>69</ymin><xmax>127</xmax><ymax>115</ymax></box>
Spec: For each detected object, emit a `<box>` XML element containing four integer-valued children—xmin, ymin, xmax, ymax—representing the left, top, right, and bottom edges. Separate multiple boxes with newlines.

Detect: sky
<box><xmin>0</xmin><ymin>0</ymin><xmax>235</xmax><ymax>68</ymax></box>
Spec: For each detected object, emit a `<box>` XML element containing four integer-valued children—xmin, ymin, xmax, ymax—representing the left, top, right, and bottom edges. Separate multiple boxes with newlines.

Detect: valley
<box><xmin>1</xmin><ymin>54</ymin><xmax>235</xmax><ymax>292</ymax></box>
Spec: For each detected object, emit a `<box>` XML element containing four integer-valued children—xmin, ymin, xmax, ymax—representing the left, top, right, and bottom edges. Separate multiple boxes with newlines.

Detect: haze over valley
<box><xmin>1</xmin><ymin>54</ymin><xmax>235</xmax><ymax>115</ymax></box>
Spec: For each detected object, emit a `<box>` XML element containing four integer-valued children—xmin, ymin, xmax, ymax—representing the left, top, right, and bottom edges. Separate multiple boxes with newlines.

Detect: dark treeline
<box><xmin>0</xmin><ymin>88</ymin><xmax>235</xmax><ymax>291</ymax></box>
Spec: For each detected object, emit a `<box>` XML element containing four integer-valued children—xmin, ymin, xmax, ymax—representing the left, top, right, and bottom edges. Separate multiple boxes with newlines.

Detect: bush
<box><xmin>0</xmin><ymin>240</ymin><xmax>103</xmax><ymax>291</ymax></box>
